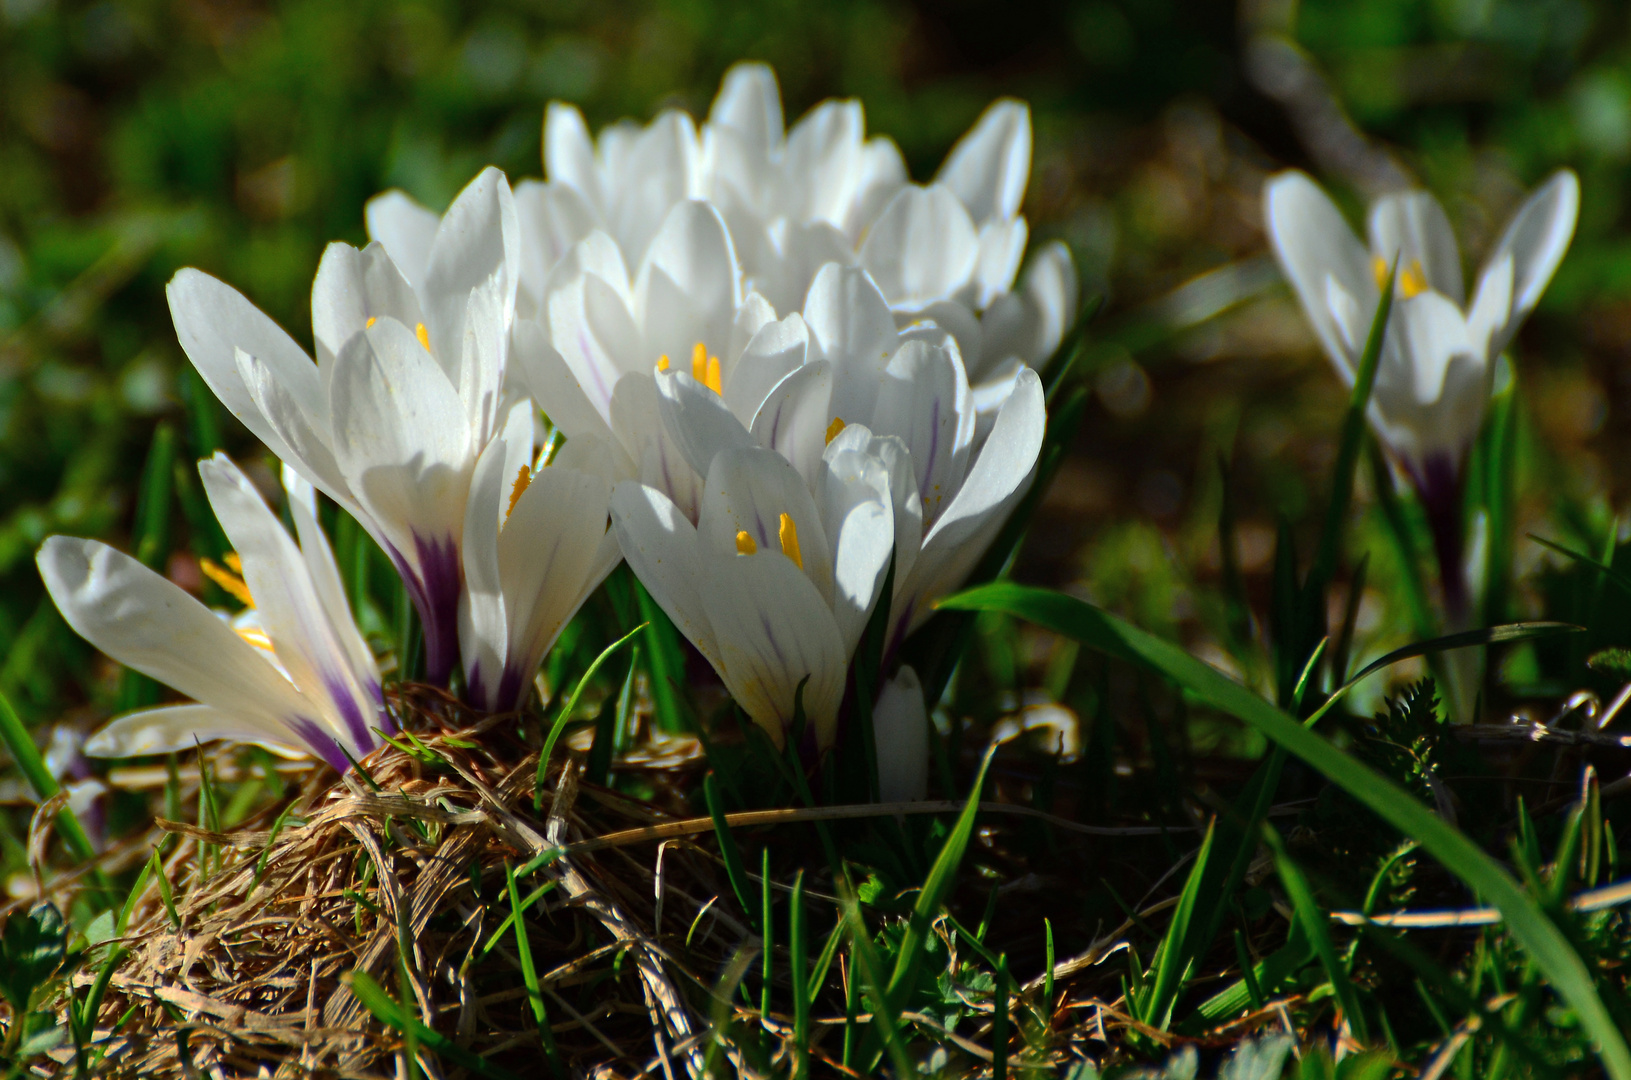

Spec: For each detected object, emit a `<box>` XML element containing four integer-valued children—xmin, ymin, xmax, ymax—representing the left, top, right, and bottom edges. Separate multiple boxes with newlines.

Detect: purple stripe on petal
<box><xmin>383</xmin><ymin>534</ymin><xmax>464</xmax><ymax>685</ymax></box>
<box><xmin>324</xmin><ymin>671</ymin><xmax>380</xmax><ymax>753</ymax></box>
<box><xmin>922</xmin><ymin>398</ymin><xmax>942</xmax><ymax>509</ymax></box>
<box><xmin>285</xmin><ymin>716</ymin><xmax>354</xmax><ymax>773</ymax></box>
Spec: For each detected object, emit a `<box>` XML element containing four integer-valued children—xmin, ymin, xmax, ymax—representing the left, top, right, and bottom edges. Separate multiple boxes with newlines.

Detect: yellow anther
<box><xmin>365</xmin><ymin>316</ymin><xmax>377</xmax><ymax>329</ymax></box>
<box><xmin>1398</xmin><ymin>259</ymin><xmax>1428</xmax><ymax>299</ymax></box>
<box><xmin>224</xmin><ymin>552</ymin><xmax>243</xmax><ymax>574</ymax></box>
<box><xmin>656</xmin><ymin>354</ymin><xmax>670</xmax><ymax>373</ymax></box>
<box><xmin>415</xmin><ymin>322</ymin><xmax>431</xmax><ymax>352</ymax></box>
<box><xmin>735</xmin><ymin>530</ymin><xmax>758</xmax><ymax>555</ymax></box>
<box><xmin>778</xmin><ymin>513</ymin><xmax>803</xmax><ymax>571</ymax></box>
<box><xmin>1372</xmin><ymin>255</ymin><xmax>1430</xmax><ymax>299</ymax></box>
<box><xmin>825</xmin><ymin>417</ymin><xmax>847</xmax><ymax>445</ymax></box>
<box><xmin>507</xmin><ymin>464</ymin><xmax>531</xmax><ymax>521</ymax></box>
<box><xmin>705</xmin><ymin>355</ymin><xmax>722</xmax><ymax>395</ymax></box>
<box><xmin>691</xmin><ymin>342</ymin><xmax>708</xmax><ymax>382</ymax></box>
<box><xmin>200</xmin><ymin>556</ymin><xmax>254</xmax><ymax>608</ymax></box>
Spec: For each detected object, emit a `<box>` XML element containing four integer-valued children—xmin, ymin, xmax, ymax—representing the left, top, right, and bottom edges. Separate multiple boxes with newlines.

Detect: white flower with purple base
<box><xmin>167</xmin><ymin>167</ymin><xmax>520</xmax><ymax>684</ymax></box>
<box><xmin>38</xmin><ymin>457</ymin><xmax>385</xmax><ymax>773</ymax></box>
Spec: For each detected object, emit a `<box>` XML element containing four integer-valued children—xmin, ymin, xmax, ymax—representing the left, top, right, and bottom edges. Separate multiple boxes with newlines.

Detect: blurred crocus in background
<box><xmin>37</xmin><ymin>457</ymin><xmax>386</xmax><ymax>773</ymax></box>
<box><xmin>1263</xmin><ymin>169</ymin><xmax>1579</xmax><ymax>623</ymax></box>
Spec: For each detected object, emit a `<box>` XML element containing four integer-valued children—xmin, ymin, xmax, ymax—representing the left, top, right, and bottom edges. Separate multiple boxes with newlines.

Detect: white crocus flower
<box><xmin>458</xmin><ymin>403</ymin><xmax>622</xmax><ymax>712</ymax></box>
<box><xmin>38</xmin><ymin>456</ymin><xmax>385</xmax><ymax>773</ymax></box>
<box><xmin>1264</xmin><ymin>168</ymin><xmax>1578</xmax><ymax>616</ymax></box>
<box><xmin>168</xmin><ymin>167</ymin><xmax>520</xmax><ymax>685</ymax></box>
<box><xmin>510</xmin><ymin>198</ymin><xmax>774</xmax><ymax>521</ymax></box>
<box><xmin>611</xmin><ymin>442</ymin><xmax>895</xmax><ymax>748</ymax></box>
<box><xmin>653</xmin><ymin>262</ymin><xmax>1047</xmax><ymax>648</ymax></box>
<box><xmin>1265</xmin><ymin>168</ymin><xmax>1578</xmax><ymax>485</ymax></box>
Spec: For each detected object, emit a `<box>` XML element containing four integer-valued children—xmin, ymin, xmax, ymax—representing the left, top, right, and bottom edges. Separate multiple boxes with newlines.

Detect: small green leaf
<box><xmin>0</xmin><ymin>904</ymin><xmax>69</xmax><ymax>1014</ymax></box>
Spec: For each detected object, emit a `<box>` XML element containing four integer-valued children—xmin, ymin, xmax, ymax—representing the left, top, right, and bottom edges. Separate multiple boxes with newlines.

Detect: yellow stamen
<box><xmin>825</xmin><ymin>417</ymin><xmax>847</xmax><ymax>445</ymax></box>
<box><xmin>415</xmin><ymin>322</ymin><xmax>431</xmax><ymax>352</ymax></box>
<box><xmin>1372</xmin><ymin>255</ymin><xmax>1430</xmax><ymax>299</ymax></box>
<box><xmin>656</xmin><ymin>354</ymin><xmax>670</xmax><ymax>373</ymax></box>
<box><xmin>778</xmin><ymin>513</ymin><xmax>803</xmax><ymax>571</ymax></box>
<box><xmin>735</xmin><ymin>530</ymin><xmax>758</xmax><ymax>555</ymax></box>
<box><xmin>691</xmin><ymin>342</ymin><xmax>707</xmax><ymax>382</ymax></box>
<box><xmin>365</xmin><ymin>316</ymin><xmax>377</xmax><ymax>329</ymax></box>
<box><xmin>224</xmin><ymin>552</ymin><xmax>243</xmax><ymax>574</ymax></box>
<box><xmin>705</xmin><ymin>354</ymin><xmax>722</xmax><ymax>395</ymax></box>
<box><xmin>200</xmin><ymin>556</ymin><xmax>254</xmax><ymax>608</ymax></box>
<box><xmin>507</xmin><ymin>464</ymin><xmax>532</xmax><ymax>521</ymax></box>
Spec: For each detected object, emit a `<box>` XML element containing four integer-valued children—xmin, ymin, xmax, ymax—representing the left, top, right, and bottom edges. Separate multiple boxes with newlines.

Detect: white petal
<box><xmin>513</xmin><ymin>179</ymin><xmax>596</xmax><ymax>317</ymax></box>
<box><xmin>698</xmin><ymin>447</ymin><xmax>833</xmax><ymax>605</ymax></box>
<box><xmin>872</xmin><ymin>338</ymin><xmax>971</xmax><ymax>526</ymax></box>
<box><xmin>37</xmin><ymin>537</ymin><xmax>307</xmax><ymax>726</ymax></box>
<box><xmin>1368</xmin><ymin>190</ymin><xmax>1465</xmax><ymax>304</ymax></box>
<box><xmin>614</xmin><ymin>374</ymin><xmax>704</xmax><ymax>519</ymax></box>
<box><xmin>84</xmin><ymin>705</ymin><xmax>305</xmax><ymax>760</ymax></box>
<box><xmin>281</xmin><ymin>463</ymin><xmax>379</xmax><ymax>695</ymax></box>
<box><xmin>724</xmin><ymin>311</ymin><xmax>808</xmax><ymax>424</ymax></box>
<box><xmin>860</xmin><ymin>184</ymin><xmax>980</xmax><ymax>309</ymax></box>
<box><xmin>608</xmin><ymin>111</ymin><xmax>703</xmax><ymax>265</ymax></box>
<box><xmin>200</xmin><ymin>456</ymin><xmax>381</xmax><ymax>756</ymax></box>
<box><xmin>904</xmin><ymin>300</ymin><xmax>983</xmax><ymax>382</ymax></box>
<box><xmin>635</xmin><ymin>200</ymin><xmax>742</xmax><ymax>364</ymax></box>
<box><xmin>709</xmin><ymin>62</ymin><xmax>784</xmax><ymax>156</ymax></box>
<box><xmin>458</xmin><ymin>427</ymin><xmax>516</xmax><ymax>708</ymax></box>
<box><xmin>655</xmin><ymin>370</ymin><xmax>755</xmax><ymax>480</ymax></box>
<box><xmin>234</xmin><ymin>346</ymin><xmax>351</xmax><ymax>506</ymax></box>
<box><xmin>545</xmin><ymin>235</ymin><xmax>641</xmax><ymax>412</ymax></box>
<box><xmin>729</xmin><ymin>291</ymin><xmax>778</xmax><ymax>362</ymax></box>
<box><xmin>873</xmin><ymin>666</ymin><xmax>928</xmax><ymax>802</ymax></box>
<box><xmin>422</xmin><ymin>167</ymin><xmax>519</xmax><ymax>368</ymax></box>
<box><xmin>167</xmin><ymin>269</ymin><xmax>318</xmax><ymax>471</ymax></box>
<box><xmin>544</xmin><ymin>102</ymin><xmax>603</xmax><ymax>213</ymax></box>
<box><xmin>698</xmin><ymin>548</ymin><xmax>846</xmax><ymax>746</ymax></box>
<box><xmin>329</xmin><ymin>319</ymin><xmax>473</xmax><ymax>557</ymax></box>
<box><xmin>311</xmin><ymin>241</ymin><xmax>423</xmax><ymax>367</ymax></box>
<box><xmin>783</xmin><ymin>99</ymin><xmax>864</xmax><ymax>227</ymax></box>
<box><xmin>750</xmin><ymin>360</ymin><xmax>832</xmax><ymax>487</ymax></box>
<box><xmin>510</xmin><ymin>318</ymin><xmax>613</xmax><ymax>440</ymax></box>
<box><xmin>1263</xmin><ymin>170</ymin><xmax>1376</xmax><ymax>375</ymax></box>
<box><xmin>610</xmin><ymin>481</ymin><xmax>717</xmax><ymax>664</ymax></box>
<box><xmin>908</xmin><ymin>368</ymin><xmax>1043</xmax><ymax>629</ymax></box>
<box><xmin>493</xmin><ymin>465</ymin><xmax>617</xmax><ymax>710</ymax></box>
<box><xmin>364</xmin><ymin>190</ymin><xmax>440</xmax><ymax>294</ymax></box>
<box><xmin>817</xmin><ymin>439</ymin><xmax>894</xmax><ymax>657</ymax></box>
<box><xmin>457</xmin><ymin>276</ymin><xmax>509</xmax><ymax>442</ymax></box>
<box><xmin>972</xmin><ymin>216</ymin><xmax>1028</xmax><ymax>308</ymax></box>
<box><xmin>844</xmin><ymin>136</ymin><xmax>908</xmax><ymax>243</ymax></box>
<box><xmin>830</xmin><ymin>425</ymin><xmax>923</xmax><ymax>591</ymax></box>
<box><xmin>803</xmin><ymin>263</ymin><xmax>899</xmax><ymax>426</ymax></box>
<box><xmin>935</xmin><ymin>99</ymin><xmax>1031</xmax><ymax>226</ymax></box>
<box><xmin>1479</xmin><ymin>169</ymin><xmax>1579</xmax><ymax>353</ymax></box>
<box><xmin>1017</xmin><ymin>241</ymin><xmax>1078</xmax><ymax>364</ymax></box>
<box><xmin>755</xmin><ymin>220</ymin><xmax>856</xmax><ymax>316</ymax></box>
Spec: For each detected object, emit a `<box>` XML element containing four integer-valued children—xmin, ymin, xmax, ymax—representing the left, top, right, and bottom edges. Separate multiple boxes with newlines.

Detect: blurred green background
<box><xmin>2</xmin><ymin>0</ymin><xmax>1629</xmax><ymax>728</ymax></box>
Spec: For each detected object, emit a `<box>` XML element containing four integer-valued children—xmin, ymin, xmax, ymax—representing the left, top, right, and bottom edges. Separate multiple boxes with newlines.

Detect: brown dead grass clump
<box><xmin>76</xmin><ymin>685</ymin><xmax>740</xmax><ymax>1078</ymax></box>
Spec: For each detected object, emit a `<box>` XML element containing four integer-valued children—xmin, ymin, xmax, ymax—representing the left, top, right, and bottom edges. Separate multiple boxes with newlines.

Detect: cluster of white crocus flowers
<box><xmin>40</xmin><ymin>63</ymin><xmax>1068</xmax><ymax>795</ymax></box>
<box><xmin>1264</xmin><ymin>169</ymin><xmax>1579</xmax><ymax>617</ymax></box>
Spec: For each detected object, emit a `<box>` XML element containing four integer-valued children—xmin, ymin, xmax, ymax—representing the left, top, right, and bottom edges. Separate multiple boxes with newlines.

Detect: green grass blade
<box><xmin>1530</xmin><ymin>534</ymin><xmax>1631</xmax><ymax>597</ymax></box>
<box><xmin>133</xmin><ymin>422</ymin><xmax>176</xmax><ymax>570</ymax></box>
<box><xmin>633</xmin><ymin>577</ymin><xmax>693</xmax><ymax>733</ymax></box>
<box><xmin>992</xmin><ymin>952</ymin><xmax>1011</xmax><ymax>1080</ymax></box>
<box><xmin>1141</xmin><ymin>818</ymin><xmax>1216</xmax><ymax>1028</ymax></box>
<box><xmin>1368</xmin><ymin>445</ymin><xmax>1438</xmax><ymax>642</ymax></box>
<box><xmin>535</xmin><ymin>622</ymin><xmax>645</xmax><ymax>800</ymax></box>
<box><xmin>1263</xmin><ymin>824</ymin><xmax>1368</xmax><ymax>1043</ymax></box>
<box><xmin>940</xmin><ymin>581</ymin><xmax>1631</xmax><ymax>1078</ymax></box>
<box><xmin>760</xmin><ymin>847</ymin><xmax>774</xmax><ymax>1017</ymax></box>
<box><xmin>1482</xmin><ymin>372</ymin><xmax>1518</xmax><ymax>627</ymax></box>
<box><xmin>790</xmin><ymin>870</ymin><xmax>810</xmax><ymax>1079</ymax></box>
<box><xmin>704</xmin><ymin>772</ymin><xmax>757</xmax><ymax>930</ymax></box>
<box><xmin>504</xmin><ymin>860</ymin><xmax>562</xmax><ymax>1076</ymax></box>
<box><xmin>346</xmin><ymin>969</ymin><xmax>521</xmax><ymax>1080</ymax></box>
<box><xmin>839</xmin><ymin>883</ymin><xmax>915</xmax><ymax>1079</ymax></box>
<box><xmin>0</xmin><ymin>689</ymin><xmax>96</xmax><ymax>866</ymax></box>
